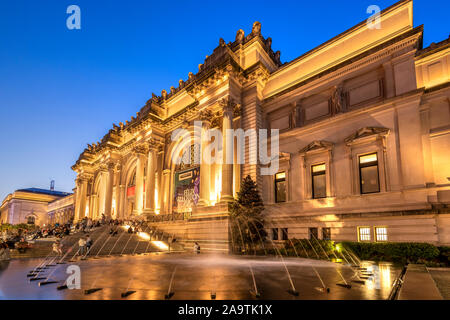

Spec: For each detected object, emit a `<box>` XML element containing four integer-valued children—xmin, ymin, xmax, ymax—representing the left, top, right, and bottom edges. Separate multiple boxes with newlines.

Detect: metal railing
<box><xmin>146</xmin><ymin>212</ymin><xmax>190</xmax><ymax>223</ymax></box>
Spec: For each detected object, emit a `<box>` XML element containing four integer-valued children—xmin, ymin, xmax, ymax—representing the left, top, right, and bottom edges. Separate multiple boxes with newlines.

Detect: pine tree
<box><xmin>229</xmin><ymin>175</ymin><xmax>267</xmax><ymax>253</ymax></box>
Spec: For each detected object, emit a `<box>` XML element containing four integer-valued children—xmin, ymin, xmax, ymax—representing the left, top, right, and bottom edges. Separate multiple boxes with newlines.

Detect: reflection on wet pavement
<box><xmin>0</xmin><ymin>254</ymin><xmax>399</xmax><ymax>300</ymax></box>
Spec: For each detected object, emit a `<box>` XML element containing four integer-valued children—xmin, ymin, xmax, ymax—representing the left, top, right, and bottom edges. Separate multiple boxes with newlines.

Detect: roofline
<box><xmin>264</xmin><ymin>25</ymin><xmax>423</xmax><ymax>103</ymax></box>
<box><xmin>271</xmin><ymin>0</ymin><xmax>413</xmax><ymax>77</ymax></box>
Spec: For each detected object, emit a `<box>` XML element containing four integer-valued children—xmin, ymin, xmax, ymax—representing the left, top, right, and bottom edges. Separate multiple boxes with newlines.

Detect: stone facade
<box><xmin>47</xmin><ymin>194</ymin><xmax>75</xmax><ymax>225</ymax></box>
<box><xmin>0</xmin><ymin>189</ymin><xmax>72</xmax><ymax>226</ymax></box>
<box><xmin>72</xmin><ymin>0</ymin><xmax>450</xmax><ymax>247</ymax></box>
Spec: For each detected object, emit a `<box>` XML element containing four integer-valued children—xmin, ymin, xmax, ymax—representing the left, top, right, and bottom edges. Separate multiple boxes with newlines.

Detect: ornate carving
<box><xmin>199</xmin><ymin>109</ymin><xmax>214</xmax><ymax>124</ymax></box>
<box><xmin>147</xmin><ymin>137</ymin><xmax>163</xmax><ymax>151</ymax></box>
<box><xmin>274</xmin><ymin>51</ymin><xmax>281</xmax><ymax>64</ymax></box>
<box><xmin>252</xmin><ymin>21</ymin><xmax>261</xmax><ymax>35</ymax></box>
<box><xmin>345</xmin><ymin>127</ymin><xmax>390</xmax><ymax>144</ymax></box>
<box><xmin>331</xmin><ymin>84</ymin><xmax>345</xmax><ymax>113</ymax></box>
<box><xmin>265</xmin><ymin>37</ymin><xmax>272</xmax><ymax>51</ymax></box>
<box><xmin>107</xmin><ymin>161</ymin><xmax>117</xmax><ymax>171</ymax></box>
<box><xmin>299</xmin><ymin>141</ymin><xmax>334</xmax><ymax>155</ymax></box>
<box><xmin>133</xmin><ymin>144</ymin><xmax>148</xmax><ymax>155</ymax></box>
<box><xmin>235</xmin><ymin>29</ymin><xmax>245</xmax><ymax>43</ymax></box>
<box><xmin>233</xmin><ymin>103</ymin><xmax>242</xmax><ymax>118</ymax></box>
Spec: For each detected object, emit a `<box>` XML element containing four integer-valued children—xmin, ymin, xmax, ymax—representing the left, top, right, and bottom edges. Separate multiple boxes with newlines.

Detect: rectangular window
<box><xmin>281</xmin><ymin>228</ymin><xmax>288</xmax><ymax>240</ymax></box>
<box><xmin>375</xmin><ymin>227</ymin><xmax>387</xmax><ymax>242</ymax></box>
<box><xmin>322</xmin><ymin>227</ymin><xmax>331</xmax><ymax>240</ymax></box>
<box><xmin>309</xmin><ymin>227</ymin><xmax>318</xmax><ymax>240</ymax></box>
<box><xmin>311</xmin><ymin>164</ymin><xmax>326</xmax><ymax>198</ymax></box>
<box><xmin>358</xmin><ymin>227</ymin><xmax>371</xmax><ymax>242</ymax></box>
<box><xmin>359</xmin><ymin>153</ymin><xmax>380</xmax><ymax>194</ymax></box>
<box><xmin>275</xmin><ymin>172</ymin><xmax>286</xmax><ymax>203</ymax></box>
<box><xmin>272</xmin><ymin>228</ymin><xmax>279</xmax><ymax>240</ymax></box>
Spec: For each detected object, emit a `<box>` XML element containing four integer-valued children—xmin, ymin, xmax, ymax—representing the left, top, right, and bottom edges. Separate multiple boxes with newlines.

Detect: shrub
<box><xmin>341</xmin><ymin>241</ymin><xmax>442</xmax><ymax>265</ymax></box>
<box><xmin>284</xmin><ymin>238</ymin><xmax>336</xmax><ymax>259</ymax></box>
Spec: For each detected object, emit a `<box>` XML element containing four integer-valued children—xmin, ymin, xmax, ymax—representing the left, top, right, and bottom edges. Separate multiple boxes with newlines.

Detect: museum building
<box><xmin>71</xmin><ymin>0</ymin><xmax>450</xmax><ymax>250</ymax></box>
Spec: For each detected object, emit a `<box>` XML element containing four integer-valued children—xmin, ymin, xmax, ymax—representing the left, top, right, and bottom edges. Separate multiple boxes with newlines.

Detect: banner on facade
<box><xmin>173</xmin><ymin>167</ymin><xmax>200</xmax><ymax>214</ymax></box>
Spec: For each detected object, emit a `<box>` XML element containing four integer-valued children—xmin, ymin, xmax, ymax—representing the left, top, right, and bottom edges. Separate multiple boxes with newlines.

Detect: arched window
<box><xmin>175</xmin><ymin>143</ymin><xmax>201</xmax><ymax>171</ymax></box>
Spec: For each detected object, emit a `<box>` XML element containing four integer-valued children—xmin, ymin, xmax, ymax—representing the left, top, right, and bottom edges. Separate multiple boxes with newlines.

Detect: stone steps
<box><xmin>10</xmin><ymin>224</ymin><xmax>184</xmax><ymax>259</ymax></box>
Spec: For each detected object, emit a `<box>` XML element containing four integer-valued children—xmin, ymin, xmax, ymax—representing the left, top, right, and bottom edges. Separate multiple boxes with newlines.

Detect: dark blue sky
<box><xmin>0</xmin><ymin>0</ymin><xmax>448</xmax><ymax>200</ymax></box>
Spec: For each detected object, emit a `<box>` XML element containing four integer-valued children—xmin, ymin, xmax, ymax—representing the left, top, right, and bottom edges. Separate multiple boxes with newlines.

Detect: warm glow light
<box><xmin>275</xmin><ymin>172</ymin><xmax>286</xmax><ymax>179</ymax></box>
<box><xmin>312</xmin><ymin>198</ymin><xmax>336</xmax><ymax>208</ymax></box>
<box><xmin>154</xmin><ymin>189</ymin><xmax>159</xmax><ymax>214</ymax></box>
<box><xmin>379</xmin><ymin>263</ymin><xmax>392</xmax><ymax>289</ymax></box>
<box><xmin>312</xmin><ymin>164</ymin><xmax>326</xmax><ymax>173</ymax></box>
<box><xmin>152</xmin><ymin>241</ymin><xmax>169</xmax><ymax>251</ymax></box>
<box><xmin>215</xmin><ymin>170</ymin><xmax>222</xmax><ymax>203</ymax></box>
<box><xmin>138</xmin><ymin>232</ymin><xmax>150</xmax><ymax>240</ymax></box>
<box><xmin>122</xmin><ymin>225</ymin><xmax>131</xmax><ymax>230</ymax></box>
<box><xmin>359</xmin><ymin>153</ymin><xmax>377</xmax><ymax>164</ymax></box>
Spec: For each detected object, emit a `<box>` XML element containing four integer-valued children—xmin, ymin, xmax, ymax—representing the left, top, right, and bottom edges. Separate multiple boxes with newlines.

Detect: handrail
<box><xmin>387</xmin><ymin>264</ymin><xmax>408</xmax><ymax>300</ymax></box>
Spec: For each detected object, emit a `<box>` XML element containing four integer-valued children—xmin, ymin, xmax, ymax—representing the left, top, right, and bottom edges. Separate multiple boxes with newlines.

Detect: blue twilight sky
<box><xmin>0</xmin><ymin>0</ymin><xmax>449</xmax><ymax>200</ymax></box>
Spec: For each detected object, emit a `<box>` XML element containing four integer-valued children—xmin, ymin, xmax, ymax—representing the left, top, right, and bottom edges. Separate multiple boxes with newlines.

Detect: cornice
<box><xmin>264</xmin><ymin>25</ymin><xmax>423</xmax><ymax>104</ymax></box>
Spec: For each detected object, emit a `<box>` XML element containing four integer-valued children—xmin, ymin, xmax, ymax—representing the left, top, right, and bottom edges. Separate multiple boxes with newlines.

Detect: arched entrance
<box><xmin>172</xmin><ymin>143</ymin><xmax>201</xmax><ymax>216</ymax></box>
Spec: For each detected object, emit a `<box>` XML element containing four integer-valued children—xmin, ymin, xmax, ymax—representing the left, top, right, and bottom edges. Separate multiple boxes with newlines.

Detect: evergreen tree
<box><xmin>229</xmin><ymin>175</ymin><xmax>267</xmax><ymax>253</ymax></box>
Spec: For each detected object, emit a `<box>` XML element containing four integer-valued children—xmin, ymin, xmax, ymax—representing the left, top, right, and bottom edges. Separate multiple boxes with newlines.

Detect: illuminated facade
<box><xmin>0</xmin><ymin>188</ymin><xmax>72</xmax><ymax>226</ymax></box>
<box><xmin>72</xmin><ymin>0</ymin><xmax>450</xmax><ymax>249</ymax></box>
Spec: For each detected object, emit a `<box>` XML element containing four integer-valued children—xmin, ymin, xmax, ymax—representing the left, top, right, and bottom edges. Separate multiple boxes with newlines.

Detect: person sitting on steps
<box><xmin>194</xmin><ymin>242</ymin><xmax>200</xmax><ymax>254</ymax></box>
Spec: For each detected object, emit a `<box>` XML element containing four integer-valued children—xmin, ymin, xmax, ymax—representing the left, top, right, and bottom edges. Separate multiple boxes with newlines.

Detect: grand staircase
<box><xmin>11</xmin><ymin>224</ymin><xmax>185</xmax><ymax>259</ymax></box>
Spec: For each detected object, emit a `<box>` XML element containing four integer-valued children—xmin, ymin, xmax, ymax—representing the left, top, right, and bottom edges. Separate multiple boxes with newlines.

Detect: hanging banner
<box><xmin>173</xmin><ymin>167</ymin><xmax>200</xmax><ymax>214</ymax></box>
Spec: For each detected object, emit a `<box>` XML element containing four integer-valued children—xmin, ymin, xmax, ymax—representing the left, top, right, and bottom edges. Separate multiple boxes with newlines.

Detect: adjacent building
<box><xmin>0</xmin><ymin>188</ymin><xmax>72</xmax><ymax>226</ymax></box>
<box><xmin>71</xmin><ymin>0</ymin><xmax>450</xmax><ymax>249</ymax></box>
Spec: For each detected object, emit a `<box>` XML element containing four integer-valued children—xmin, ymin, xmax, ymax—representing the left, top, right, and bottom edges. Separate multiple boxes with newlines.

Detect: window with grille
<box><xmin>375</xmin><ymin>227</ymin><xmax>387</xmax><ymax>242</ymax></box>
<box><xmin>358</xmin><ymin>227</ymin><xmax>371</xmax><ymax>241</ymax></box>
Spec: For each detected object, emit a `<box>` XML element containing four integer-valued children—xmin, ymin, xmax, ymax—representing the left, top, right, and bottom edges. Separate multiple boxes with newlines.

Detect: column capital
<box><xmin>147</xmin><ymin>138</ymin><xmax>163</xmax><ymax>151</ymax></box>
<box><xmin>219</xmin><ymin>97</ymin><xmax>236</xmax><ymax>116</ymax></box>
<box><xmin>76</xmin><ymin>173</ymin><xmax>92</xmax><ymax>184</ymax></box>
<box><xmin>133</xmin><ymin>144</ymin><xmax>148</xmax><ymax>156</ymax></box>
<box><xmin>198</xmin><ymin>109</ymin><xmax>213</xmax><ymax>126</ymax></box>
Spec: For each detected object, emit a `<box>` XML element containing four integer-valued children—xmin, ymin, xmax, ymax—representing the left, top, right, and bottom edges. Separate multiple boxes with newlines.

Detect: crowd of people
<box><xmin>0</xmin><ymin>216</ymin><xmax>185</xmax><ymax>259</ymax></box>
<box><xmin>0</xmin><ymin>241</ymin><xmax>11</xmax><ymax>261</ymax></box>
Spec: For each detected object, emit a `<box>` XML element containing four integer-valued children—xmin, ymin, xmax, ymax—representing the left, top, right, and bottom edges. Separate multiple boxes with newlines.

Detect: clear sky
<box><xmin>0</xmin><ymin>0</ymin><xmax>448</xmax><ymax>200</ymax></box>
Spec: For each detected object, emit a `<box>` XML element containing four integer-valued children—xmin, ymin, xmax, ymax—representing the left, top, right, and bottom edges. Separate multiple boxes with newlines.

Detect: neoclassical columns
<box><xmin>118</xmin><ymin>185</ymin><xmax>125</xmax><ymax>218</ymax></box>
<box><xmin>144</xmin><ymin>146</ymin><xmax>157</xmax><ymax>215</ymax></box>
<box><xmin>75</xmin><ymin>174</ymin><xmax>89</xmax><ymax>221</ymax></box>
<box><xmin>198</xmin><ymin>120</ymin><xmax>211</xmax><ymax>206</ymax></box>
<box><xmin>134</xmin><ymin>146</ymin><xmax>147</xmax><ymax>215</ymax></box>
<box><xmin>161</xmin><ymin>169</ymin><xmax>170</xmax><ymax>214</ymax></box>
<box><xmin>103</xmin><ymin>162</ymin><xmax>115</xmax><ymax>218</ymax></box>
<box><xmin>113</xmin><ymin>165</ymin><xmax>121</xmax><ymax>218</ymax></box>
<box><xmin>220</xmin><ymin>100</ymin><xmax>234</xmax><ymax>203</ymax></box>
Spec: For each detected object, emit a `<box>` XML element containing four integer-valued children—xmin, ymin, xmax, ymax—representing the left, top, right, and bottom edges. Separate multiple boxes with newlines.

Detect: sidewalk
<box><xmin>398</xmin><ymin>264</ymin><xmax>443</xmax><ymax>300</ymax></box>
<box><xmin>428</xmin><ymin>268</ymin><xmax>450</xmax><ymax>300</ymax></box>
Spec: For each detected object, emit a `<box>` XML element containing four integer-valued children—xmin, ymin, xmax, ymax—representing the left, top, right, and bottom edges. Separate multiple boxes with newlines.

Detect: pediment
<box><xmin>299</xmin><ymin>140</ymin><xmax>333</xmax><ymax>154</ymax></box>
<box><xmin>345</xmin><ymin>127</ymin><xmax>389</xmax><ymax>144</ymax></box>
